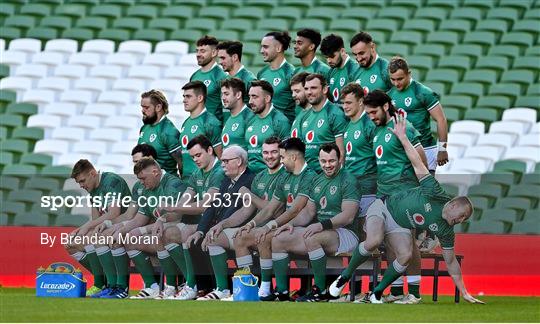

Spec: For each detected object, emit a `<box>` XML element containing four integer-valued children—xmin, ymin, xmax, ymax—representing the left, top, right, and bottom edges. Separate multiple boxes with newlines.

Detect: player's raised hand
<box><xmin>388</xmin><ymin>115</ymin><xmax>407</xmax><ymax>140</ymax></box>
<box><xmin>274</xmin><ymin>223</ymin><xmax>293</xmax><ymax>236</ymax></box>
<box><xmin>463</xmin><ymin>292</ymin><xmax>485</xmax><ymax>304</ymax></box>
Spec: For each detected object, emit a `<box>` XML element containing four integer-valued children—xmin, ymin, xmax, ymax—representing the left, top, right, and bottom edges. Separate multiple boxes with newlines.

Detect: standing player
<box><xmin>180</xmin><ymin>81</ymin><xmax>223</xmax><ymax>179</ymax></box>
<box><xmin>138</xmin><ymin>89</ymin><xmax>182</xmax><ymax>176</ymax></box>
<box><xmin>300</xmin><ymin>73</ymin><xmax>347</xmax><ymax>172</ymax></box>
<box><xmin>220</xmin><ymin>78</ymin><xmax>254</xmax><ymax>151</ymax></box>
<box><xmin>245</xmin><ymin>80</ymin><xmax>290</xmax><ymax>173</ymax></box>
<box><xmin>272</xmin><ymin>144</ymin><xmax>360</xmax><ymax>302</ymax></box>
<box><xmin>350</xmin><ymin>31</ymin><xmax>392</xmax><ymax>94</ymax></box>
<box><xmin>293</xmin><ymin>29</ymin><xmax>330</xmax><ymax>78</ymax></box>
<box><xmin>329</xmin><ymin>116</ymin><xmax>484</xmax><ymax>305</ymax></box>
<box><xmin>320</xmin><ymin>34</ymin><xmax>360</xmax><ymax>104</ymax></box>
<box><xmin>190</xmin><ymin>35</ymin><xmax>228</xmax><ymax>124</ymax></box>
<box><xmin>290</xmin><ymin>72</ymin><xmax>311</xmax><ymax>138</ymax></box>
<box><xmin>64</xmin><ymin>159</ymin><xmax>132</xmax><ymax>297</ymax></box>
<box><xmin>257</xmin><ymin>31</ymin><xmax>296</xmax><ymax>122</ymax></box>
<box><xmin>217</xmin><ymin>40</ymin><xmax>256</xmax><ymax>105</ymax></box>
<box><xmin>387</xmin><ymin>56</ymin><xmax>449</xmax><ymax>173</ymax></box>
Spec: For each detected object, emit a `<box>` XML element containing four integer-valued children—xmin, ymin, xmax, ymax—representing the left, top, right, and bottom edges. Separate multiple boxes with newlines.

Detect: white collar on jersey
<box><xmin>192</xmin><ymin>108</ymin><xmax>207</xmax><ymax>119</ymax></box>
<box><xmin>295</xmin><ymin>162</ymin><xmax>308</xmax><ymax>175</ymax></box>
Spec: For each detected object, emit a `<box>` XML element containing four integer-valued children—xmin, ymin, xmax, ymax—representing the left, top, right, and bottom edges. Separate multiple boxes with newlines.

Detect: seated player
<box><xmin>271</xmin><ymin>143</ymin><xmax>360</xmax><ymax>302</ymax></box>
<box><xmin>328</xmin><ymin>116</ymin><xmax>484</xmax><ymax>304</ymax></box>
<box><xmin>64</xmin><ymin>159</ymin><xmax>131</xmax><ymax>297</ymax></box>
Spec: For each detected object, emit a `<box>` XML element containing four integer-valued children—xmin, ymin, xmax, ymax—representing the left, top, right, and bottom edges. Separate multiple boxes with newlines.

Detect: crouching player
<box><xmin>328</xmin><ymin>116</ymin><xmax>484</xmax><ymax>304</ymax></box>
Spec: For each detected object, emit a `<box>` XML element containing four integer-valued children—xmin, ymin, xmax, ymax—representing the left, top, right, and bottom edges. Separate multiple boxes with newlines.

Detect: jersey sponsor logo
<box><xmin>333</xmin><ymin>88</ymin><xmax>339</xmax><ymax>102</ymax></box>
<box><xmin>405</xmin><ymin>97</ymin><xmax>412</xmax><ymax>107</ymax></box>
<box><xmin>346</xmin><ymin>141</ymin><xmax>352</xmax><ymax>155</ymax></box>
<box><xmin>287</xmin><ymin>193</ymin><xmax>294</xmax><ymax>205</ymax></box>
<box><xmin>363</xmin><ymin>86</ymin><xmax>369</xmax><ymax>96</ymax></box>
<box><xmin>291</xmin><ymin>128</ymin><xmax>298</xmax><ymax>138</ymax></box>
<box><xmin>317</xmin><ymin>119</ymin><xmax>325</xmax><ymax>128</ymax></box>
<box><xmin>249</xmin><ymin>135</ymin><xmax>258</xmax><ymax>147</ymax></box>
<box><xmin>181</xmin><ymin>135</ymin><xmax>189</xmax><ymax>147</ymax></box>
<box><xmin>370</xmin><ymin>74</ymin><xmax>377</xmax><ymax>84</ymax></box>
<box><xmin>320</xmin><ymin>196</ymin><xmax>327</xmax><ymax>209</ymax></box>
<box><xmin>429</xmin><ymin>223</ymin><xmax>438</xmax><ymax>232</ymax></box>
<box><xmin>413</xmin><ymin>213</ymin><xmax>425</xmax><ymax>225</ymax></box>
<box><xmin>191</xmin><ymin>125</ymin><xmax>198</xmax><ymax>133</ymax></box>
<box><xmin>330</xmin><ymin>185</ymin><xmax>337</xmax><ymax>195</ymax></box>
<box><xmin>305</xmin><ymin>130</ymin><xmax>315</xmax><ymax>143</ymax></box>
<box><xmin>273</xmin><ymin>78</ymin><xmax>281</xmax><ymax>86</ymax></box>
<box><xmin>397</xmin><ymin>108</ymin><xmax>408</xmax><ymax>118</ymax></box>
<box><xmin>261</xmin><ymin>125</ymin><xmax>269</xmax><ymax>133</ymax></box>
<box><xmin>222</xmin><ymin>133</ymin><xmax>230</xmax><ymax>146</ymax></box>
<box><xmin>231</xmin><ymin>123</ymin><xmax>239</xmax><ymax>131</ymax></box>
<box><xmin>149</xmin><ymin>133</ymin><xmax>157</xmax><ymax>142</ymax></box>
<box><xmin>203</xmin><ymin>80</ymin><xmax>211</xmax><ymax>87</ymax></box>
<box><xmin>385</xmin><ymin>133</ymin><xmax>392</xmax><ymax>142</ymax></box>
<box><xmin>354</xmin><ymin>130</ymin><xmax>361</xmax><ymax>139</ymax></box>
<box><xmin>339</xmin><ymin>77</ymin><xmax>345</xmax><ymax>87</ymax></box>
<box><xmin>375</xmin><ymin>145</ymin><xmax>383</xmax><ymax>159</ymax></box>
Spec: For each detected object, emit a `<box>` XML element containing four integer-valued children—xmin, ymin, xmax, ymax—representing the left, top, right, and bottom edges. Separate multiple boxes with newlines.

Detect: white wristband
<box><xmin>265</xmin><ymin>220</ymin><xmax>278</xmax><ymax>230</ymax></box>
<box><xmin>103</xmin><ymin>220</ymin><xmax>113</xmax><ymax>228</ymax></box>
<box><xmin>438</xmin><ymin>141</ymin><xmax>447</xmax><ymax>152</ymax></box>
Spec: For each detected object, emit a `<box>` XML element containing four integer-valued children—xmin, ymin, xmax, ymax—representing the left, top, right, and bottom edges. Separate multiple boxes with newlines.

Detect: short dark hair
<box><xmin>297</xmin><ymin>28</ymin><xmax>322</xmax><ymax>49</ymax></box>
<box><xmin>290</xmin><ymin>72</ymin><xmax>310</xmax><ymax>86</ymax></box>
<box><xmin>133</xmin><ymin>157</ymin><xmax>160</xmax><ymax>175</ymax></box>
<box><xmin>305</xmin><ymin>73</ymin><xmax>327</xmax><ymax>88</ymax></box>
<box><xmin>340</xmin><ymin>83</ymin><xmax>364</xmax><ymax>101</ymax></box>
<box><xmin>131</xmin><ymin>144</ymin><xmax>158</xmax><ymax>159</ymax></box>
<box><xmin>221</xmin><ymin>77</ymin><xmax>246</xmax><ymax>102</ymax></box>
<box><xmin>250</xmin><ymin>79</ymin><xmax>274</xmax><ymax>98</ymax></box>
<box><xmin>182</xmin><ymin>81</ymin><xmax>207</xmax><ymax>101</ymax></box>
<box><xmin>388</xmin><ymin>56</ymin><xmax>410</xmax><ymax>74</ymax></box>
<box><xmin>350</xmin><ymin>31</ymin><xmax>373</xmax><ymax>48</ymax></box>
<box><xmin>319</xmin><ymin>142</ymin><xmax>340</xmax><ymax>160</ymax></box>
<box><xmin>363</xmin><ymin>90</ymin><xmax>397</xmax><ymax>116</ymax></box>
<box><xmin>141</xmin><ymin>89</ymin><xmax>169</xmax><ymax>114</ymax></box>
<box><xmin>320</xmin><ymin>33</ymin><xmax>344</xmax><ymax>56</ymax></box>
<box><xmin>186</xmin><ymin>134</ymin><xmax>214</xmax><ymax>155</ymax></box>
<box><xmin>264</xmin><ymin>136</ymin><xmax>282</xmax><ymax>145</ymax></box>
<box><xmin>265</xmin><ymin>31</ymin><xmax>291</xmax><ymax>51</ymax></box>
<box><xmin>196</xmin><ymin>35</ymin><xmax>219</xmax><ymax>47</ymax></box>
<box><xmin>216</xmin><ymin>40</ymin><xmax>243</xmax><ymax>61</ymax></box>
<box><xmin>71</xmin><ymin>159</ymin><xmax>94</xmax><ymax>178</ymax></box>
<box><xmin>278</xmin><ymin>137</ymin><xmax>306</xmax><ymax>156</ymax></box>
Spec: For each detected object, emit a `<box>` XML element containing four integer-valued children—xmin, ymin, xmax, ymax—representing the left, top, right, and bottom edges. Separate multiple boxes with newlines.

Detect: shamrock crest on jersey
<box><xmin>385</xmin><ymin>133</ymin><xmax>392</xmax><ymax>142</ymax></box>
<box><xmin>330</xmin><ymin>185</ymin><xmax>337</xmax><ymax>195</ymax></box>
<box><xmin>429</xmin><ymin>223</ymin><xmax>438</xmax><ymax>232</ymax></box>
<box><xmin>203</xmin><ymin>80</ymin><xmax>211</xmax><ymax>87</ymax></box>
<box><xmin>370</xmin><ymin>74</ymin><xmax>377</xmax><ymax>84</ymax></box>
<box><xmin>317</xmin><ymin>119</ymin><xmax>325</xmax><ymax>128</ymax></box>
<box><xmin>354</xmin><ymin>130</ymin><xmax>361</xmax><ymax>139</ymax></box>
<box><xmin>261</xmin><ymin>125</ymin><xmax>269</xmax><ymax>133</ymax></box>
<box><xmin>405</xmin><ymin>97</ymin><xmax>412</xmax><ymax>107</ymax></box>
<box><xmin>339</xmin><ymin>77</ymin><xmax>345</xmax><ymax>87</ymax></box>
<box><xmin>231</xmin><ymin>123</ymin><xmax>239</xmax><ymax>131</ymax></box>
<box><xmin>191</xmin><ymin>125</ymin><xmax>198</xmax><ymax>133</ymax></box>
<box><xmin>149</xmin><ymin>133</ymin><xmax>157</xmax><ymax>142</ymax></box>
<box><xmin>273</xmin><ymin>78</ymin><xmax>281</xmax><ymax>86</ymax></box>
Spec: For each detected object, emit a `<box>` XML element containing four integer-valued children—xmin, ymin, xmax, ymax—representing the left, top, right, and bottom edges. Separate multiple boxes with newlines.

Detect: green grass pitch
<box><xmin>1</xmin><ymin>288</ymin><xmax>539</xmax><ymax>322</ymax></box>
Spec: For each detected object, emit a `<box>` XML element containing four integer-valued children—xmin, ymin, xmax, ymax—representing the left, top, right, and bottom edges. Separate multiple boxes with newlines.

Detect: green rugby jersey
<box><xmin>388</xmin><ymin>79</ymin><xmax>440</xmax><ymax>148</ymax></box>
<box><xmin>190</xmin><ymin>62</ymin><xmax>228</xmax><ymax>123</ymax></box>
<box><xmin>251</xmin><ymin>166</ymin><xmax>288</xmax><ymax>202</ymax></box>
<box><xmin>327</xmin><ymin>56</ymin><xmax>360</xmax><ymax>104</ymax></box>
<box><xmin>308</xmin><ymin>169</ymin><xmax>360</xmax><ymax>232</ymax></box>
<box><xmin>180</xmin><ymin>109</ymin><xmax>222</xmax><ymax>179</ymax></box>
<box><xmin>90</xmin><ymin>172</ymin><xmax>132</xmax><ymax>214</ymax></box>
<box><xmin>138</xmin><ymin>173</ymin><xmax>187</xmax><ymax>218</ymax></box>
<box><xmin>221</xmin><ymin>105</ymin><xmax>254</xmax><ymax>150</ymax></box>
<box><xmin>354</xmin><ymin>55</ymin><xmax>392</xmax><ymax>94</ymax></box>
<box><xmin>245</xmin><ymin>106</ymin><xmax>291</xmax><ymax>173</ymax></box>
<box><xmin>257</xmin><ymin>60</ymin><xmax>296</xmax><ymax>122</ymax></box>
<box><xmin>291</xmin><ymin>107</ymin><xmax>311</xmax><ymax>139</ymax></box>
<box><xmin>131</xmin><ymin>181</ymin><xmax>144</xmax><ymax>210</ymax></box>
<box><xmin>230</xmin><ymin>66</ymin><xmax>256</xmax><ymax>104</ymax></box>
<box><xmin>293</xmin><ymin>57</ymin><xmax>331</xmax><ymax>80</ymax></box>
<box><xmin>300</xmin><ymin>100</ymin><xmax>348</xmax><ymax>172</ymax></box>
<box><xmin>344</xmin><ymin>112</ymin><xmax>378</xmax><ymax>196</ymax></box>
<box><xmin>138</xmin><ymin>116</ymin><xmax>182</xmax><ymax>175</ymax></box>
<box><xmin>373</xmin><ymin>119</ymin><xmax>421</xmax><ymax>196</ymax></box>
<box><xmin>187</xmin><ymin>158</ymin><xmax>225</xmax><ymax>197</ymax></box>
<box><xmin>386</xmin><ymin>175</ymin><xmax>455</xmax><ymax>249</ymax></box>
<box><xmin>273</xmin><ymin>163</ymin><xmax>317</xmax><ymax>210</ymax></box>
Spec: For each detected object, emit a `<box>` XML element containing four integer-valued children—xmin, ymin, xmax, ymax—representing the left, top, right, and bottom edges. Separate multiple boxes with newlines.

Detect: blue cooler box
<box><xmin>36</xmin><ymin>262</ymin><xmax>86</xmax><ymax>298</ymax></box>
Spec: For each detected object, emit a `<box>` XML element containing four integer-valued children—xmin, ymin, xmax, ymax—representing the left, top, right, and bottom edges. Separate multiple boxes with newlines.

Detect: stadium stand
<box><xmin>0</xmin><ymin>0</ymin><xmax>539</xmax><ymax>233</ymax></box>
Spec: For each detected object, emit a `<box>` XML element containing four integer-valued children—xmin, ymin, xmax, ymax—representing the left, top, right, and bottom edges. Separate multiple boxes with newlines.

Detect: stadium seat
<box><xmin>4</xmin><ymin>15</ymin><xmax>39</xmax><ymax>32</ymax></box>
<box><xmin>51</xmin><ymin>127</ymin><xmax>86</xmax><ymax>143</ymax></box>
<box><xmin>511</xmin><ymin>219</ymin><xmax>540</xmax><ymax>235</ymax></box>
<box><xmin>61</xmin><ymin>28</ymin><xmax>96</xmax><ymax>43</ymax></box>
<box><xmin>451</xmin><ymin>82</ymin><xmax>485</xmax><ymax>99</ymax></box>
<box><xmin>105</xmin><ymin>53</ymin><xmax>139</xmax><ymax>69</ymax></box>
<box><xmin>450</xmin><ymin>7</ymin><xmax>483</xmax><ymax>23</ymax></box>
<box><xmin>463</xmin><ymin>145</ymin><xmax>503</xmax><ymax>165</ymax></box>
<box><xmin>21</xmin><ymin>89</ymin><xmax>56</xmax><ymax>106</ymax></box>
<box><xmin>476</xmin><ymin>133</ymin><xmax>515</xmax><ymax>150</ymax></box>
<box><xmin>0</xmin><ymin>76</ymin><xmax>34</xmax><ymax>93</ymax></box>
<box><xmin>76</xmin><ymin>17</ymin><xmax>109</xmax><ymax>33</ymax></box>
<box><xmin>292</xmin><ymin>19</ymin><xmax>327</xmax><ymax>33</ymax></box>
<box><xmin>126</xmin><ymin>4</ymin><xmax>159</xmax><ymax>20</ymax></box>
<box><xmin>67</xmin><ymin>115</ymin><xmax>101</xmax><ymax>130</ymax></box>
<box><xmin>500</xmin><ymin>32</ymin><xmax>535</xmax><ymax>50</ymax></box>
<box><xmin>112</xmin><ymin>17</ymin><xmax>145</xmax><ymax>33</ymax></box>
<box><xmin>269</xmin><ymin>7</ymin><xmax>303</xmax><ymax>21</ymax></box>
<box><xmin>463</xmin><ymin>70</ymin><xmax>498</xmax><ymax>86</ymax></box>
<box><xmin>507</xmin><ymin>184</ymin><xmax>540</xmax><ymax>208</ymax></box>
<box><xmin>209</xmin><ymin>30</ymin><xmax>241</xmax><ymax>42</ymax></box>
<box><xmin>32</xmin><ymin>52</ymin><xmax>65</xmax><ymax>68</ymax></box>
<box><xmin>518</xmin><ymin>134</ymin><xmax>540</xmax><ymax>148</ymax></box>
<box><xmin>490</xmin><ymin>121</ymin><xmax>527</xmax><ymax>139</ymax></box>
<box><xmin>169</xmin><ymin>29</ymin><xmax>204</xmax><ymax>45</ymax></box>
<box><xmin>13</xmin><ymin>213</ymin><xmax>50</xmax><ymax>227</ymax></box>
<box><xmin>475</xmin><ymin>96</ymin><xmax>513</xmax><ymax>114</ymax></box>
<box><xmin>82</xmin><ymin>39</ymin><xmax>116</xmax><ymax>55</ymax></box>
<box><xmin>488</xmin><ymin>83</ymin><xmax>522</xmax><ymax>102</ymax></box>
<box><xmin>8</xmin><ymin>38</ymin><xmax>42</xmax><ymax>54</ymax></box>
<box><xmin>437</xmin><ymin>55</ymin><xmax>471</xmax><ymax>73</ymax></box>
<box><xmin>504</xmin><ymin>148</ymin><xmax>540</xmax><ymax>171</ymax></box>
<box><xmin>43</xmin><ymin>102</ymin><xmax>80</xmax><ymax>119</ymax></box>
<box><xmin>488</xmin><ymin>45</ymin><xmax>521</xmax><ymax>60</ymax></box>
<box><xmin>501</xmin><ymin>70</ymin><xmax>535</xmax><ymax>86</ymax></box>
<box><xmin>450</xmin><ymin>44</ymin><xmax>483</xmax><ymax>59</ymax></box>
<box><xmin>474</xmin><ymin>56</ymin><xmax>509</xmax><ymax>74</ymax></box>
<box><xmin>450</xmin><ymin>158</ymin><xmax>490</xmax><ymax>174</ymax></box>
<box><xmin>476</xmin><ymin>19</ymin><xmax>509</xmax><ymax>35</ymax></box>
<box><xmin>448</xmin><ymin>132</ymin><xmax>477</xmax><ymax>149</ymax></box>
<box><xmin>54</xmin><ymin>4</ymin><xmax>87</xmax><ymax>19</ymax></box>
<box><xmin>495</xmin><ymin>197</ymin><xmax>532</xmax><ymax>219</ymax></box>
<box><xmin>439</xmin><ymin>19</ymin><xmax>472</xmax><ymax>36</ymax></box>
<box><xmin>90</xmin><ymin>4</ymin><xmax>123</xmax><ymax>21</ymax></box>
<box><xmin>328</xmin><ymin>19</ymin><xmax>363</xmax><ymax>35</ymax></box>
<box><xmin>390</xmin><ymin>31</ymin><xmax>423</xmax><ymax>46</ymax></box>
<box><xmin>450</xmin><ymin>120</ymin><xmax>485</xmax><ymax>138</ymax></box>
<box><xmin>467</xmin><ymin>183</ymin><xmax>504</xmax><ymax>207</ymax></box>
<box><xmin>24</xmin><ymin>177</ymin><xmax>61</xmax><ymax>194</ymax></box>
<box><xmin>515</xmin><ymin>96</ymin><xmax>540</xmax><ymax>110</ymax></box>
<box><xmin>221</xmin><ymin>18</ymin><xmax>254</xmax><ymax>33</ymax></box>
<box><xmin>502</xmin><ymin>108</ymin><xmax>537</xmax><ymax>126</ymax></box>
<box><xmin>155</xmin><ymin>40</ymin><xmax>189</xmax><ymax>56</ymax></box>
<box><xmin>12</xmin><ymin>127</ymin><xmax>43</xmax><ymax>144</ymax></box>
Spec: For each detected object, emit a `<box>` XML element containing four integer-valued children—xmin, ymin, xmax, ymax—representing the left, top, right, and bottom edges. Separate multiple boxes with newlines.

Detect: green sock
<box><xmin>309</xmin><ymin>248</ymin><xmax>327</xmax><ymax>289</ymax></box>
<box><xmin>374</xmin><ymin>260</ymin><xmax>407</xmax><ymax>299</ymax></box>
<box><xmin>85</xmin><ymin>248</ymin><xmax>106</xmax><ymax>288</ymax></box>
<box><xmin>391</xmin><ymin>285</ymin><xmax>404</xmax><ymax>296</ymax></box>
<box><xmin>183</xmin><ymin>245</ymin><xmax>197</xmax><ymax>288</ymax></box>
<box><xmin>166</xmin><ymin>244</ymin><xmax>187</xmax><ymax>278</ymax></box>
<box><xmin>77</xmin><ymin>253</ymin><xmax>91</xmax><ymax>272</ymax></box>
<box><xmin>272</xmin><ymin>253</ymin><xmax>289</xmax><ymax>293</ymax></box>
<box><xmin>158</xmin><ymin>251</ymin><xmax>178</xmax><ymax>287</ymax></box>
<box><xmin>409</xmin><ymin>284</ymin><xmax>420</xmax><ymax>298</ymax></box>
<box><xmin>96</xmin><ymin>247</ymin><xmax>117</xmax><ymax>287</ymax></box>
<box><xmin>260</xmin><ymin>259</ymin><xmax>273</xmax><ymax>282</ymax></box>
<box><xmin>111</xmin><ymin>247</ymin><xmax>130</xmax><ymax>289</ymax></box>
<box><xmin>342</xmin><ymin>243</ymin><xmax>370</xmax><ymax>279</ymax></box>
<box><xmin>129</xmin><ymin>250</ymin><xmax>156</xmax><ymax>288</ymax></box>
<box><xmin>209</xmin><ymin>251</ymin><xmax>229</xmax><ymax>291</ymax></box>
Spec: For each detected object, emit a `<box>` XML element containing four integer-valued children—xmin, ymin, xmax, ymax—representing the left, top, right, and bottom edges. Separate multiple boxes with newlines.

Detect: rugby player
<box><xmin>220</xmin><ymin>78</ymin><xmax>254</xmax><ymax>151</ymax></box>
<box><xmin>290</xmin><ymin>72</ymin><xmax>311</xmax><ymax>139</ymax></box>
<box><xmin>293</xmin><ymin>28</ymin><xmax>330</xmax><ymax>78</ymax></box>
<box><xmin>217</xmin><ymin>40</ymin><xmax>256</xmax><ymax>105</ymax></box>
<box><xmin>350</xmin><ymin>31</ymin><xmax>392</xmax><ymax>94</ymax></box>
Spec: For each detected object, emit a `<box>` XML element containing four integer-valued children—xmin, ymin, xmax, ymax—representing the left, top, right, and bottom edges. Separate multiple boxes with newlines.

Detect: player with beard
<box><xmin>220</xmin><ymin>78</ymin><xmax>254</xmax><ymax>151</ymax></box>
<box><xmin>138</xmin><ymin>90</ymin><xmax>182</xmax><ymax>176</ymax></box>
<box><xmin>293</xmin><ymin>29</ymin><xmax>330</xmax><ymax>79</ymax></box>
<box><xmin>320</xmin><ymin>34</ymin><xmax>361</xmax><ymax>104</ymax></box>
<box><xmin>190</xmin><ymin>35</ymin><xmax>228</xmax><ymax>124</ymax></box>
<box><xmin>217</xmin><ymin>41</ymin><xmax>256</xmax><ymax>105</ymax></box>
<box><xmin>290</xmin><ymin>72</ymin><xmax>311</xmax><ymax>139</ymax></box>
<box><xmin>350</xmin><ymin>31</ymin><xmax>392</xmax><ymax>94</ymax></box>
